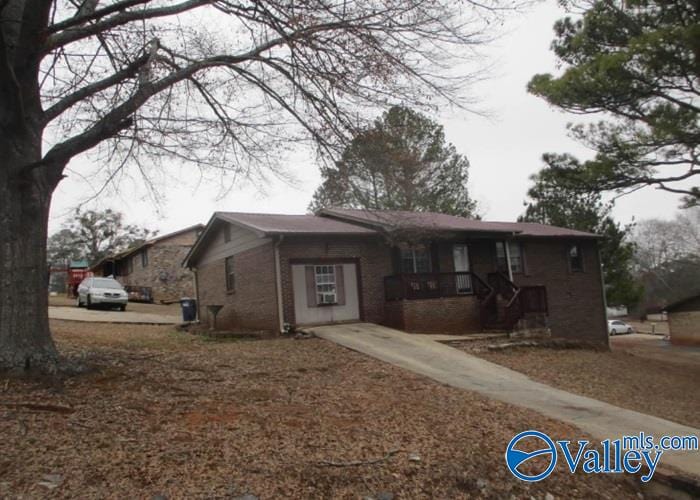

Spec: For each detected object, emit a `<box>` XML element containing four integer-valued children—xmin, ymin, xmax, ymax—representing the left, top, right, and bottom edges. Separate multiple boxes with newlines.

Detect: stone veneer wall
<box><xmin>117</xmin><ymin>244</ymin><xmax>196</xmax><ymax>302</ymax></box>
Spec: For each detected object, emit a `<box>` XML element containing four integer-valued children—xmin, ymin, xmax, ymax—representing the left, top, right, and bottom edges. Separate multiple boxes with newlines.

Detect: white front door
<box><xmin>452</xmin><ymin>244</ymin><xmax>472</xmax><ymax>293</ymax></box>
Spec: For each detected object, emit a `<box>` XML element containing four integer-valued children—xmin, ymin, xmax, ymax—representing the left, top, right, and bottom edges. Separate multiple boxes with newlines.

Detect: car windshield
<box><xmin>92</xmin><ymin>278</ymin><xmax>123</xmax><ymax>290</ymax></box>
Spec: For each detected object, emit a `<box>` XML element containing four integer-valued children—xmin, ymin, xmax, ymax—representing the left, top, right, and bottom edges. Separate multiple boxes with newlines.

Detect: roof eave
<box><xmin>183</xmin><ymin>213</ymin><xmax>268</xmax><ymax>268</ymax></box>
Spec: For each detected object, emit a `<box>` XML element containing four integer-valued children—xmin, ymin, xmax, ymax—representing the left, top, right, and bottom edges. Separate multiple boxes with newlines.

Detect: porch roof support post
<box><xmin>504</xmin><ymin>241</ymin><xmax>514</xmax><ymax>282</ymax></box>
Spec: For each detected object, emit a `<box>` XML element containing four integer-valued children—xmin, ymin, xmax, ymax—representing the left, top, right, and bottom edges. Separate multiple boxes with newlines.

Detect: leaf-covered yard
<box><xmin>0</xmin><ymin>321</ymin><xmax>643</xmax><ymax>498</ymax></box>
<box><xmin>458</xmin><ymin>335</ymin><xmax>700</xmax><ymax>429</ymax></box>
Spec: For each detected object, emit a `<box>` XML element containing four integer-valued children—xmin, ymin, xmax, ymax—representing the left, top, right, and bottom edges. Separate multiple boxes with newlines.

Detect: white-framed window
<box><xmin>225</xmin><ymin>256</ymin><xmax>235</xmax><ymax>291</ymax></box>
<box><xmin>400</xmin><ymin>245</ymin><xmax>431</xmax><ymax>273</ymax></box>
<box><xmin>315</xmin><ymin>265</ymin><xmax>337</xmax><ymax>305</ymax></box>
<box><xmin>509</xmin><ymin>242</ymin><xmax>523</xmax><ymax>274</ymax></box>
<box><xmin>569</xmin><ymin>244</ymin><xmax>584</xmax><ymax>272</ymax></box>
<box><xmin>496</xmin><ymin>241</ymin><xmax>524</xmax><ymax>274</ymax></box>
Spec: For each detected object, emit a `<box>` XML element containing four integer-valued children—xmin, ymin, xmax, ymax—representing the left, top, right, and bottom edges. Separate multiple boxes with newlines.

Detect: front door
<box><xmin>452</xmin><ymin>244</ymin><xmax>472</xmax><ymax>294</ymax></box>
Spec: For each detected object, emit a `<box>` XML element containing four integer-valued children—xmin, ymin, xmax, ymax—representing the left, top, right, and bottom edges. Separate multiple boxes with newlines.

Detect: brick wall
<box><xmin>117</xmin><ymin>244</ymin><xmax>195</xmax><ymax>302</ymax></box>
<box><xmin>414</xmin><ymin>237</ymin><xmax>607</xmax><ymax>342</ymax></box>
<box><xmin>195</xmin><ymin>242</ymin><xmax>279</xmax><ymax>332</ymax></box>
<box><xmin>278</xmin><ymin>236</ymin><xmax>393</xmax><ymax>325</ymax></box>
<box><xmin>191</xmin><ymin>229</ymin><xmax>607</xmax><ymax>342</ymax></box>
<box><xmin>384</xmin><ymin>296</ymin><xmax>481</xmax><ymax>334</ymax></box>
<box><xmin>512</xmin><ymin>239</ymin><xmax>607</xmax><ymax>344</ymax></box>
<box><xmin>669</xmin><ymin>311</ymin><xmax>700</xmax><ymax>346</ymax></box>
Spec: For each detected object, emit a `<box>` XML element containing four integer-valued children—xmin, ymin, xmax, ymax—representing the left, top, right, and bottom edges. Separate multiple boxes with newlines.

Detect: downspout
<box><xmin>504</xmin><ymin>241</ymin><xmax>514</xmax><ymax>282</ymax></box>
<box><xmin>192</xmin><ymin>267</ymin><xmax>200</xmax><ymax>322</ymax></box>
<box><xmin>274</xmin><ymin>235</ymin><xmax>285</xmax><ymax>334</ymax></box>
<box><xmin>597</xmin><ymin>245</ymin><xmax>610</xmax><ymax>349</ymax></box>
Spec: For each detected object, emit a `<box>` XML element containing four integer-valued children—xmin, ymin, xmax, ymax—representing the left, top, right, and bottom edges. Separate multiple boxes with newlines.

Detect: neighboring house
<box><xmin>183</xmin><ymin>209</ymin><xmax>608</xmax><ymax>343</ymax></box>
<box><xmin>665</xmin><ymin>294</ymin><xmax>700</xmax><ymax>346</ymax></box>
<box><xmin>92</xmin><ymin>225</ymin><xmax>203</xmax><ymax>302</ymax></box>
<box><xmin>606</xmin><ymin>305</ymin><xmax>628</xmax><ymax>318</ymax></box>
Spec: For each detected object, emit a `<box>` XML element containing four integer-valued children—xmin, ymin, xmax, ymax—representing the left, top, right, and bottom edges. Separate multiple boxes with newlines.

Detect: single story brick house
<box><xmin>92</xmin><ymin>224</ymin><xmax>203</xmax><ymax>302</ymax></box>
<box><xmin>183</xmin><ymin>209</ymin><xmax>608</xmax><ymax>343</ymax></box>
<box><xmin>666</xmin><ymin>294</ymin><xmax>700</xmax><ymax>346</ymax></box>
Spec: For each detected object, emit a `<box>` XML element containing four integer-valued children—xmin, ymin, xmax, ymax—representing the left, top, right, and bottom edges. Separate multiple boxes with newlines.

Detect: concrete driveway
<box><xmin>305</xmin><ymin>323</ymin><xmax>700</xmax><ymax>478</ymax></box>
<box><xmin>49</xmin><ymin>306</ymin><xmax>180</xmax><ymax>325</ymax></box>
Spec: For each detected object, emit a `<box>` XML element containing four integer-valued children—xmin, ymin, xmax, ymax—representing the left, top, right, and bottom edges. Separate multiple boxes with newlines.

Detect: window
<box><xmin>496</xmin><ymin>241</ymin><xmax>524</xmax><ymax>274</ymax></box>
<box><xmin>569</xmin><ymin>244</ymin><xmax>584</xmax><ymax>272</ymax></box>
<box><xmin>400</xmin><ymin>245</ymin><xmax>431</xmax><ymax>273</ymax></box>
<box><xmin>509</xmin><ymin>242</ymin><xmax>523</xmax><ymax>274</ymax></box>
<box><xmin>315</xmin><ymin>265</ymin><xmax>337</xmax><ymax>305</ymax></box>
<box><xmin>223</xmin><ymin>224</ymin><xmax>231</xmax><ymax>243</ymax></box>
<box><xmin>141</xmin><ymin>249</ymin><xmax>148</xmax><ymax>268</ymax></box>
<box><xmin>225</xmin><ymin>256</ymin><xmax>235</xmax><ymax>291</ymax></box>
<box><xmin>126</xmin><ymin>257</ymin><xmax>133</xmax><ymax>275</ymax></box>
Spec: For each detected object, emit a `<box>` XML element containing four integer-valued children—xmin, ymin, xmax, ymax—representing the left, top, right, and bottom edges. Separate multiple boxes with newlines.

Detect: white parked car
<box><xmin>607</xmin><ymin>319</ymin><xmax>633</xmax><ymax>336</ymax></box>
<box><xmin>76</xmin><ymin>277</ymin><xmax>128</xmax><ymax>311</ymax></box>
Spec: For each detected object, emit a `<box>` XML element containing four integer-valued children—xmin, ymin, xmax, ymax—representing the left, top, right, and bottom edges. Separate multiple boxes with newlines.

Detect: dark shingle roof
<box><xmin>319</xmin><ymin>208</ymin><xmax>599</xmax><ymax>238</ymax></box>
<box><xmin>91</xmin><ymin>224</ymin><xmax>204</xmax><ymax>270</ymax></box>
<box><xmin>217</xmin><ymin>212</ymin><xmax>378</xmax><ymax>235</ymax></box>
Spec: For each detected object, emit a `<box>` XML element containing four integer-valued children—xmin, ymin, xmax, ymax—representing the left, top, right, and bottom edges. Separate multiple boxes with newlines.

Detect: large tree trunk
<box><xmin>0</xmin><ymin>137</ymin><xmax>60</xmax><ymax>372</ymax></box>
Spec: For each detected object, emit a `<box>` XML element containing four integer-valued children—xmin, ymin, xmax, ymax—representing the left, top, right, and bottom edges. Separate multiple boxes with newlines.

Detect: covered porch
<box><xmin>381</xmin><ymin>237</ymin><xmax>549</xmax><ymax>334</ymax></box>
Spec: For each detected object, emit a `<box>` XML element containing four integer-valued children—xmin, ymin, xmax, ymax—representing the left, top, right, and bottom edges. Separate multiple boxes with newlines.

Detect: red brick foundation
<box><xmin>384</xmin><ymin>296</ymin><xmax>482</xmax><ymax>334</ymax></box>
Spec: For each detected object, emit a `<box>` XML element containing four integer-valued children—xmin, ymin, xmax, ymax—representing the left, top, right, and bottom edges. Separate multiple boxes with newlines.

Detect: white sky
<box><xmin>47</xmin><ymin>2</ymin><xmax>688</xmax><ymax>236</ymax></box>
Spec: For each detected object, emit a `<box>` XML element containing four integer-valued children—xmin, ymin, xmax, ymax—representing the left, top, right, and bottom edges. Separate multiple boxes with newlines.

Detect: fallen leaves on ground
<box><xmin>0</xmin><ymin>321</ymin><xmax>644</xmax><ymax>498</ymax></box>
<box><xmin>459</xmin><ymin>337</ymin><xmax>700</xmax><ymax>429</ymax></box>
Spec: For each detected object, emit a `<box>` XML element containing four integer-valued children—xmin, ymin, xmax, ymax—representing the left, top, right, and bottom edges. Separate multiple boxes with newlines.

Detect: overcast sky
<box><xmin>47</xmin><ymin>2</ymin><xmax>687</xmax><ymax>236</ymax></box>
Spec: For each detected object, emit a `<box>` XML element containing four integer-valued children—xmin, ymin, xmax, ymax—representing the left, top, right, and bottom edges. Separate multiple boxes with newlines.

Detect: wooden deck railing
<box><xmin>482</xmin><ymin>273</ymin><xmax>548</xmax><ymax>330</ymax></box>
<box><xmin>384</xmin><ymin>272</ymin><xmax>491</xmax><ymax>301</ymax></box>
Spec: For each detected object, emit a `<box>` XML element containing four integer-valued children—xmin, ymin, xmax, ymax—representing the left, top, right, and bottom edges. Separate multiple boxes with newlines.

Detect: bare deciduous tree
<box><xmin>0</xmin><ymin>0</ymin><xmax>510</xmax><ymax>371</ymax></box>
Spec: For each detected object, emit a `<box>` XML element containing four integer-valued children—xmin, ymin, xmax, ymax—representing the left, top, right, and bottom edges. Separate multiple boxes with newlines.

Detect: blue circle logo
<box><xmin>505</xmin><ymin>430</ymin><xmax>557</xmax><ymax>482</ymax></box>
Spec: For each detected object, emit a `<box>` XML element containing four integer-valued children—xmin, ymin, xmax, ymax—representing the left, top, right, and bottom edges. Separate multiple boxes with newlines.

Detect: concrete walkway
<box><xmin>305</xmin><ymin>323</ymin><xmax>700</xmax><ymax>477</ymax></box>
<box><xmin>49</xmin><ymin>306</ymin><xmax>180</xmax><ymax>325</ymax></box>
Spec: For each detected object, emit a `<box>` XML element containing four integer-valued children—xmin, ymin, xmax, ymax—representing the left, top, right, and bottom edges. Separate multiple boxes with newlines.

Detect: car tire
<box><xmin>627</xmin><ymin>328</ymin><xmax>633</xmax><ymax>334</ymax></box>
<box><xmin>86</xmin><ymin>295</ymin><xmax>93</xmax><ymax>310</ymax></box>
<box><xmin>610</xmin><ymin>329</ymin><xmax>616</xmax><ymax>336</ymax></box>
<box><xmin>76</xmin><ymin>296</ymin><xmax>82</xmax><ymax>308</ymax></box>
<box><xmin>119</xmin><ymin>304</ymin><xmax>126</xmax><ymax>312</ymax></box>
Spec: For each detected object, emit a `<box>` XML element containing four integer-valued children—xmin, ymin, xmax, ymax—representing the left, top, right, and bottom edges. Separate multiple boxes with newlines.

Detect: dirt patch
<box><xmin>0</xmin><ymin>320</ymin><xmax>645</xmax><ymax>498</ymax></box>
<box><xmin>459</xmin><ymin>337</ymin><xmax>700</xmax><ymax>429</ymax></box>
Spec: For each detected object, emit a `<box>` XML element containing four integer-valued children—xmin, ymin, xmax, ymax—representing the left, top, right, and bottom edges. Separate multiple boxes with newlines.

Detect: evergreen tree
<box><xmin>310</xmin><ymin>106</ymin><xmax>477</xmax><ymax>217</ymax></box>
<box><xmin>528</xmin><ymin>0</ymin><xmax>699</xmax><ymax>206</ymax></box>
<box><xmin>521</xmin><ymin>154</ymin><xmax>643</xmax><ymax>307</ymax></box>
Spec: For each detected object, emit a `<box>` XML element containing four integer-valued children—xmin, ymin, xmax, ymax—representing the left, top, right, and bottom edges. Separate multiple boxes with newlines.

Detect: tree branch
<box><xmin>45</xmin><ymin>0</ymin><xmax>213</xmax><ymax>52</ymax></box>
<box><xmin>43</xmin><ymin>53</ymin><xmax>150</xmax><ymax>123</ymax></box>
<box><xmin>48</xmin><ymin>0</ymin><xmax>150</xmax><ymax>33</ymax></box>
<box><xmin>29</xmin><ymin>25</ymin><xmax>324</xmax><ymax>172</ymax></box>
<box><xmin>0</xmin><ymin>15</ymin><xmax>22</xmax><ymax>121</ymax></box>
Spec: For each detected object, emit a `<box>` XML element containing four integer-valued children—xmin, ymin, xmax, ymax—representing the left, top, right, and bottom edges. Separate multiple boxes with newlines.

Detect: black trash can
<box><xmin>180</xmin><ymin>297</ymin><xmax>197</xmax><ymax>322</ymax></box>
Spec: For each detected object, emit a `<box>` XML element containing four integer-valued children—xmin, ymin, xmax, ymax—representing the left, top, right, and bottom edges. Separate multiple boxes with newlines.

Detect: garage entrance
<box><xmin>291</xmin><ymin>262</ymin><xmax>360</xmax><ymax>325</ymax></box>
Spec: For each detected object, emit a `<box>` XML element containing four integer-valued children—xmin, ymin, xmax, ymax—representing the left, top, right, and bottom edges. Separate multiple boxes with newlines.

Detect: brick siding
<box><xmin>385</xmin><ymin>296</ymin><xmax>481</xmax><ymax>334</ymax></box>
<box><xmin>195</xmin><ymin>242</ymin><xmax>279</xmax><ymax>332</ymax></box>
<box><xmin>669</xmin><ymin>311</ymin><xmax>700</xmax><ymax>346</ymax></box>
<box><xmin>193</xmin><ymin>229</ymin><xmax>607</xmax><ymax>344</ymax></box>
<box><xmin>511</xmin><ymin>239</ymin><xmax>607</xmax><ymax>344</ymax></box>
<box><xmin>398</xmin><ymin>238</ymin><xmax>607</xmax><ymax>342</ymax></box>
<box><xmin>278</xmin><ymin>236</ymin><xmax>393</xmax><ymax>325</ymax></box>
